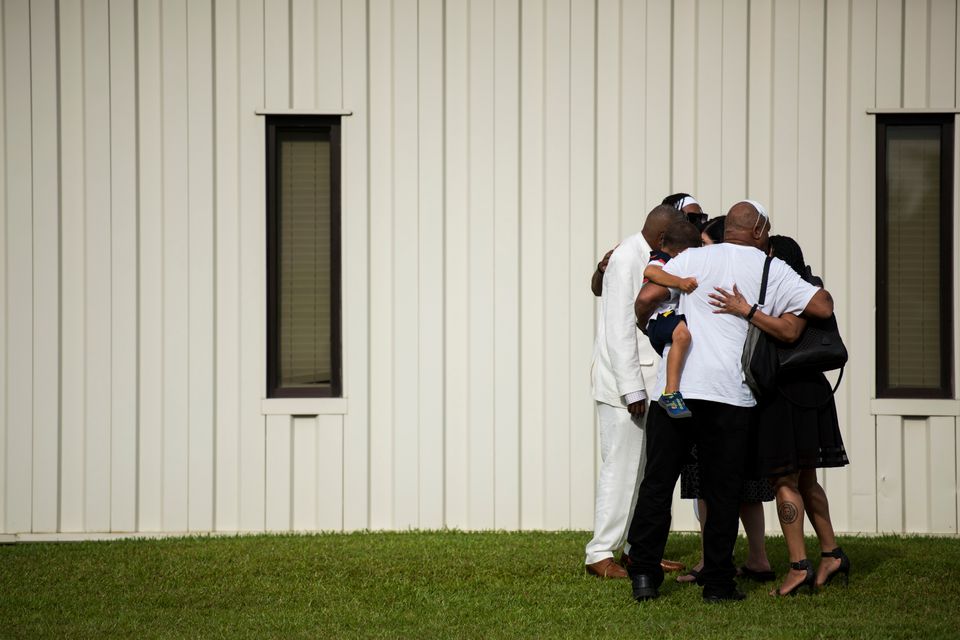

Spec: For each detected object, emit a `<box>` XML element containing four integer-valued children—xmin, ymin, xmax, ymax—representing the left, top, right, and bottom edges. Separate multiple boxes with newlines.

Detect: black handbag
<box><xmin>742</xmin><ymin>258</ymin><xmax>848</xmax><ymax>397</ymax></box>
<box><xmin>778</xmin><ymin>314</ymin><xmax>847</xmax><ymax>373</ymax></box>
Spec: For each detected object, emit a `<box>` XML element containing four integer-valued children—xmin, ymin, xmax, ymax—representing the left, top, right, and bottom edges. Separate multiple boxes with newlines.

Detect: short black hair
<box><xmin>662</xmin><ymin>219</ymin><xmax>702</xmax><ymax>252</ymax></box>
<box><xmin>701</xmin><ymin>216</ymin><xmax>725</xmax><ymax>244</ymax></box>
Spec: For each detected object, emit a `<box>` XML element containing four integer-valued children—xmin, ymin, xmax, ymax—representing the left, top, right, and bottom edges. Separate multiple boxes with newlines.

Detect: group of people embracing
<box><xmin>586</xmin><ymin>195</ymin><xmax>851</xmax><ymax>603</ymax></box>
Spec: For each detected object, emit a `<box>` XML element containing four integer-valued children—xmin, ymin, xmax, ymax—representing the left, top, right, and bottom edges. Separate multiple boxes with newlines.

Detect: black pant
<box><xmin>626</xmin><ymin>400</ymin><xmax>751</xmax><ymax>596</ymax></box>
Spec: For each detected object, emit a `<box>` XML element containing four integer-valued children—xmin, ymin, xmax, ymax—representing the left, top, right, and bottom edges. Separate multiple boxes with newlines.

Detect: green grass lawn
<box><xmin>1</xmin><ymin>531</ymin><xmax>959</xmax><ymax>639</ymax></box>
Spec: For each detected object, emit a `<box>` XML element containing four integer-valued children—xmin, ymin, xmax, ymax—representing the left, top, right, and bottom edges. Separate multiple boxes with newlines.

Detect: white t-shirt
<box><xmin>653</xmin><ymin>243</ymin><xmax>820</xmax><ymax>407</ymax></box>
<box><xmin>646</xmin><ymin>254</ymin><xmax>679</xmax><ymax>327</ymax></box>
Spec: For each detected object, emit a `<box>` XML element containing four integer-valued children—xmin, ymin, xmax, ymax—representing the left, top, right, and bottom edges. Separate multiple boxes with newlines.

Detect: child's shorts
<box><xmin>646</xmin><ymin>310</ymin><xmax>686</xmax><ymax>357</ymax></box>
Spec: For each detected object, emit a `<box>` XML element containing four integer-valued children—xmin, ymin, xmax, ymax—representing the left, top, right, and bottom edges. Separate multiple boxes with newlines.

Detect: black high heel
<box><xmin>820</xmin><ymin>547</ymin><xmax>851</xmax><ymax>586</ymax></box>
<box><xmin>774</xmin><ymin>559</ymin><xmax>815</xmax><ymax>596</ymax></box>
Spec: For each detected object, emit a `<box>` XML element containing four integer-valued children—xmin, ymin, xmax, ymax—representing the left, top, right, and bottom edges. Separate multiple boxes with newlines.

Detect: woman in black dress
<box><xmin>709</xmin><ymin>235</ymin><xmax>850</xmax><ymax>596</ymax></box>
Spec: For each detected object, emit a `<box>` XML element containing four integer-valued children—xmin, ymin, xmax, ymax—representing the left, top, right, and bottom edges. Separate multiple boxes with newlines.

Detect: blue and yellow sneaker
<box><xmin>658</xmin><ymin>392</ymin><xmax>692</xmax><ymax>418</ymax></box>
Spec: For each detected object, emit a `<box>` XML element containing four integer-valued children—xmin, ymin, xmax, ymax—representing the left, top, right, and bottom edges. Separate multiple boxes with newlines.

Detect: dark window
<box><xmin>266</xmin><ymin>116</ymin><xmax>342</xmax><ymax>398</ymax></box>
<box><xmin>876</xmin><ymin>114</ymin><xmax>954</xmax><ymax>398</ymax></box>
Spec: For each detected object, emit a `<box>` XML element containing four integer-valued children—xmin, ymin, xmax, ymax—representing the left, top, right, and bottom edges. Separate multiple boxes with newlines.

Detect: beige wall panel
<box><xmin>84</xmin><ymin>0</ymin><xmax>113</xmax><ymax>534</ymax></box>
<box><xmin>493</xmin><ymin>0</ymin><xmax>521</xmax><ymax>530</ymax></box>
<box><xmin>3</xmin><ymin>0</ymin><xmax>33</xmax><ymax>534</ymax></box>
<box><xmin>265</xmin><ymin>416</ymin><xmax>292</xmax><ymax>531</ymax></box>
<box><xmin>443</xmin><ymin>0</ymin><xmax>470</xmax><ymax>529</ymax></box>
<box><xmin>417</xmin><ymin>0</ymin><xmax>445</xmax><ymax>530</ymax></box>
<box><xmin>903</xmin><ymin>0</ymin><xmax>928</xmax><ymax>106</ymax></box>
<box><xmin>876</xmin><ymin>415</ymin><xmax>903</xmax><ymax>532</ymax></box>
<box><xmin>747</xmin><ymin>0</ymin><xmax>772</xmax><ymax>204</ymax></box>
<box><xmin>30</xmin><ymin>0</ymin><xmax>61</xmax><ymax>533</ymax></box>
<box><xmin>367</xmin><ymin>0</ymin><xmax>395</xmax><ymax>529</ymax></box>
<box><xmin>214</xmin><ymin>0</ymin><xmax>241</xmax><ymax>531</ymax></box>
<box><xmin>292</xmin><ymin>417</ymin><xmax>319</xmax><ymax>530</ymax></box>
<box><xmin>291</xmin><ymin>0</ymin><xmax>315</xmax><ymax>107</ymax></box>
<box><xmin>595</xmin><ymin>0</ymin><xmax>620</xmax><ymax>254</ymax></box>
<box><xmin>902</xmin><ymin>418</ymin><xmax>929</xmax><ymax>532</ymax></box>
<box><xmin>771</xmin><ymin>0</ymin><xmax>800</xmax><ymax>237</ymax></box>
<box><xmin>160</xmin><ymin>0</ymin><xmax>191</xmax><ymax>532</ymax></box>
<box><xmin>187</xmin><ymin>0</ymin><xmax>216</xmax><ymax>532</ymax></box>
<box><xmin>109</xmin><ymin>0</ymin><xmax>139</xmax><ymax>533</ymax></box>
<box><xmin>720</xmin><ymin>0</ymin><xmax>748</xmax><ymax>207</ymax></box>
<box><xmin>265</xmin><ymin>0</ymin><xmax>290</xmax><ymax>108</ymax></box>
<box><xmin>671</xmin><ymin>0</ymin><xmax>696</xmax><ymax>191</ymax></box>
<box><xmin>620</xmin><ymin>0</ymin><xmax>647</xmax><ymax>232</ymax></box>
<box><xmin>238</xmin><ymin>0</ymin><xmax>266</xmax><ymax>531</ymax></box>
<box><xmin>957</xmin><ymin>4</ymin><xmax>960</xmax><ymax>106</ymax></box>
<box><xmin>643</xmin><ymin>0</ymin><xmax>669</xmax><ymax>212</ymax></box>
<box><xmin>695</xmin><ymin>0</ymin><xmax>723</xmax><ymax>210</ymax></box>
<box><xmin>568</xmin><ymin>0</ymin><xmax>596</xmax><ymax>530</ymax></box>
<box><xmin>315</xmin><ymin>415</ymin><xmax>344</xmax><ymax>530</ymax></box>
<box><xmin>0</xmin><ymin>0</ymin><xmax>6</xmax><ymax>533</ymax></box>
<box><xmin>875</xmin><ymin>0</ymin><xmax>903</xmax><ymax>108</ymax></box>
<box><xmin>392</xmin><ymin>0</ymin><xmax>421</xmax><ymax>529</ymax></box>
<box><xmin>929</xmin><ymin>0</ymin><xmax>957</xmax><ymax>107</ymax></box>
<box><xmin>518</xmin><ymin>0</ymin><xmax>546</xmax><ymax>529</ymax></box>
<box><xmin>542</xmin><ymin>0</ymin><xmax>572</xmax><ymax>529</ymax></box>
<box><xmin>594</xmin><ymin>0</ymin><xmax>621</xmax><ymax>523</ymax></box>
<box><xmin>796</xmin><ymin>0</ymin><xmax>825</xmax><ymax>272</ymax></box>
<box><xmin>821</xmin><ymin>0</ymin><xmax>852</xmax><ymax>533</ymax></box>
<box><xmin>58</xmin><ymin>0</ymin><xmax>86</xmax><ymax>532</ymax></box>
<box><xmin>340</xmin><ymin>0</ymin><xmax>371</xmax><ymax>531</ymax></box>
<box><xmin>847</xmin><ymin>0</ymin><xmax>878</xmax><ymax>533</ymax></box>
<box><xmin>467</xmin><ymin>0</ymin><xmax>496</xmax><ymax>529</ymax></box>
<box><xmin>315</xmin><ymin>0</ymin><xmax>342</xmax><ymax>109</ymax></box>
<box><xmin>928</xmin><ymin>417</ymin><xmax>957</xmax><ymax>533</ymax></box>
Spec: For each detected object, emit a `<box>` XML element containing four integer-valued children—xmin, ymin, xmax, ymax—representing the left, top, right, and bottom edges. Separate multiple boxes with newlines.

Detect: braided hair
<box><xmin>769</xmin><ymin>235</ymin><xmax>807</xmax><ymax>278</ymax></box>
<box><xmin>661</xmin><ymin>193</ymin><xmax>693</xmax><ymax>208</ymax></box>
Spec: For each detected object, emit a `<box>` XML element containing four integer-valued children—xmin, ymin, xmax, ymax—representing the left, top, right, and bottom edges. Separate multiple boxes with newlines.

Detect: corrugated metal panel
<box><xmin>1</xmin><ymin>0</ymin><xmax>959</xmax><ymax>537</ymax></box>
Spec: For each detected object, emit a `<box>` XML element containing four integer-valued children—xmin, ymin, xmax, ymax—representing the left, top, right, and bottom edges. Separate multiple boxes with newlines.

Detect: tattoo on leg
<box><xmin>778</xmin><ymin>501</ymin><xmax>799</xmax><ymax>525</ymax></box>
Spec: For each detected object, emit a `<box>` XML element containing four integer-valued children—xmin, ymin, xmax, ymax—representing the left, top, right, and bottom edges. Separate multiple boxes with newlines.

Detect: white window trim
<box><xmin>261</xmin><ymin>398</ymin><xmax>348</xmax><ymax>416</ymax></box>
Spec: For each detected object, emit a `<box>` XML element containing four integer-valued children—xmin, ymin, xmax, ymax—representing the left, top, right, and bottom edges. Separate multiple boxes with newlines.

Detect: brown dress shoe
<box><xmin>660</xmin><ymin>558</ymin><xmax>686</xmax><ymax>573</ymax></box>
<box><xmin>586</xmin><ymin>558</ymin><xmax>629</xmax><ymax>579</ymax></box>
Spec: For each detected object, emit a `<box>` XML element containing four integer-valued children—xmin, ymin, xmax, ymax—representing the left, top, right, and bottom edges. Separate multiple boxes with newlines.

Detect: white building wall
<box><xmin>1</xmin><ymin>0</ymin><xmax>958</xmax><ymax>536</ymax></box>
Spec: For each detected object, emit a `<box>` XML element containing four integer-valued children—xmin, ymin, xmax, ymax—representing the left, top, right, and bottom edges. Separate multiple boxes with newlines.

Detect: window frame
<box><xmin>265</xmin><ymin>115</ymin><xmax>343</xmax><ymax>398</ymax></box>
<box><xmin>875</xmin><ymin>113</ymin><xmax>955</xmax><ymax>399</ymax></box>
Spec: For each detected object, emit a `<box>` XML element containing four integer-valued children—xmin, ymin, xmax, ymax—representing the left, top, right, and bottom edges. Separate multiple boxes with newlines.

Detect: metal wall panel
<box><xmin>1</xmin><ymin>0</ymin><xmax>958</xmax><ymax>538</ymax></box>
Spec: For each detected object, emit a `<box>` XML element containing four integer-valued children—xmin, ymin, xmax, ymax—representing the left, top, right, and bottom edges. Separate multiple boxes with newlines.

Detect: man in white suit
<box><xmin>585</xmin><ymin>204</ymin><xmax>685</xmax><ymax>578</ymax></box>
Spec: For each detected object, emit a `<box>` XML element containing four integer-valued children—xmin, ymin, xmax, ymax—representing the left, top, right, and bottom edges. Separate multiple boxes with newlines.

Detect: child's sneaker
<box><xmin>658</xmin><ymin>392</ymin><xmax>692</xmax><ymax>418</ymax></box>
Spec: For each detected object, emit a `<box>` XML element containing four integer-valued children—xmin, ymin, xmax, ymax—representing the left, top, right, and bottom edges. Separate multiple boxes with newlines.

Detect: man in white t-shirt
<box><xmin>624</xmin><ymin>201</ymin><xmax>835</xmax><ymax>603</ymax></box>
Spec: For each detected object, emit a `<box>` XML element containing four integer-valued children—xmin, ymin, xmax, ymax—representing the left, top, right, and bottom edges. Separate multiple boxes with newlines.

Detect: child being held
<box><xmin>641</xmin><ymin>219</ymin><xmax>702</xmax><ymax>418</ymax></box>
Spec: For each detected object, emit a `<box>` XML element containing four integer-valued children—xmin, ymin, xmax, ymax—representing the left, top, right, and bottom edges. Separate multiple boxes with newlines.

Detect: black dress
<box><xmin>754</xmin><ymin>368</ymin><xmax>849</xmax><ymax>478</ymax></box>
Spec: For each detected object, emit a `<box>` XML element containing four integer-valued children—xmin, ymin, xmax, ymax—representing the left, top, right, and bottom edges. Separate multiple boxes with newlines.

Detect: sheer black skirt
<box><xmin>754</xmin><ymin>369</ymin><xmax>850</xmax><ymax>478</ymax></box>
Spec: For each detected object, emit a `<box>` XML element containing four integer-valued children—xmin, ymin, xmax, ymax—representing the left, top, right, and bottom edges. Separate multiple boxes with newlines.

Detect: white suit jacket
<box><xmin>591</xmin><ymin>232</ymin><xmax>661</xmax><ymax>407</ymax></box>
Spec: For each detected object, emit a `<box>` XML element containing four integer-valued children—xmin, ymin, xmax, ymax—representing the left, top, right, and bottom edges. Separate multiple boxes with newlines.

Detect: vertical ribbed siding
<box><xmin>1</xmin><ymin>0</ymin><xmax>958</xmax><ymax>536</ymax></box>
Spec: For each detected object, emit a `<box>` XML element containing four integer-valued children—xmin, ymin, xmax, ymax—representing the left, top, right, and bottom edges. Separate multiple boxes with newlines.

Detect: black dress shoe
<box><xmin>631</xmin><ymin>574</ymin><xmax>660</xmax><ymax>602</ymax></box>
<box><xmin>702</xmin><ymin>589</ymin><xmax>746</xmax><ymax>603</ymax></box>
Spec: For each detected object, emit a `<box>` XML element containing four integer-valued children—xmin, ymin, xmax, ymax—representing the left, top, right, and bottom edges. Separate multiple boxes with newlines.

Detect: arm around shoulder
<box><xmin>635</xmin><ymin>282</ymin><xmax>670</xmax><ymax>328</ymax></box>
<box><xmin>801</xmin><ymin>288</ymin><xmax>834</xmax><ymax>320</ymax></box>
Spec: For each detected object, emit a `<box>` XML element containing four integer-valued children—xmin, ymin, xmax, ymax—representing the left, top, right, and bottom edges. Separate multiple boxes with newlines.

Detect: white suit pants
<box><xmin>584</xmin><ymin>401</ymin><xmax>647</xmax><ymax>564</ymax></box>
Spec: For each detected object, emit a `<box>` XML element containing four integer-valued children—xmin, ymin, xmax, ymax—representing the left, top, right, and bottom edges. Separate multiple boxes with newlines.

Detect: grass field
<box><xmin>1</xmin><ymin>531</ymin><xmax>959</xmax><ymax>639</ymax></box>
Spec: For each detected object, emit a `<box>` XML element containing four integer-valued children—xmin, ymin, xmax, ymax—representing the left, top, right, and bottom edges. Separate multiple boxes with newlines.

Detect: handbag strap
<box><xmin>758</xmin><ymin>256</ymin><xmax>773</xmax><ymax>305</ymax></box>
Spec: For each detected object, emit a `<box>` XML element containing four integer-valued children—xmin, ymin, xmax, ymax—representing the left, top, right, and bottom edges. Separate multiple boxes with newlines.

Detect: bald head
<box><xmin>641</xmin><ymin>204</ymin><xmax>685</xmax><ymax>250</ymax></box>
<box><xmin>724</xmin><ymin>201</ymin><xmax>770</xmax><ymax>249</ymax></box>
